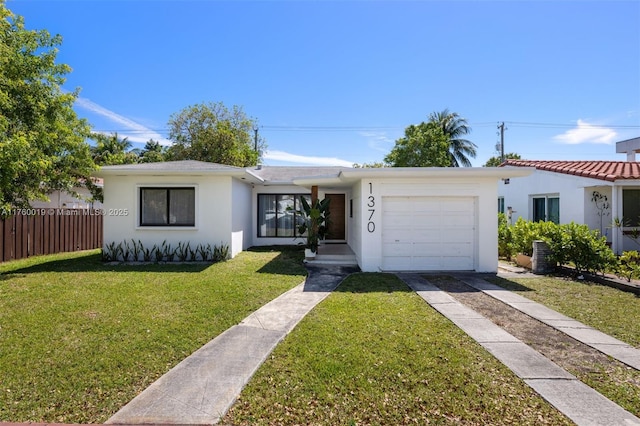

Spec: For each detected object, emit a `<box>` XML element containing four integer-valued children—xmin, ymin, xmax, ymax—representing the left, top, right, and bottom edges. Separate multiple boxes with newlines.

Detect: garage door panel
<box><xmin>382</xmin><ymin>243</ymin><xmax>413</xmax><ymax>256</ymax></box>
<box><xmin>382</xmin><ymin>196</ymin><xmax>475</xmax><ymax>271</ymax></box>
<box><xmin>413</xmin><ymin>242</ymin><xmax>471</xmax><ymax>256</ymax></box>
<box><xmin>382</xmin><ymin>229</ymin><xmax>415</xmax><ymax>242</ymax></box>
<box><xmin>442</xmin><ymin>198</ymin><xmax>475</xmax><ymax>210</ymax></box>
<box><xmin>440</xmin><ymin>257</ymin><xmax>474</xmax><ymax>270</ymax></box>
<box><xmin>442</xmin><ymin>215</ymin><xmax>474</xmax><ymax>227</ymax></box>
<box><xmin>410</xmin><ymin>229</ymin><xmax>442</xmax><ymax>241</ymax></box>
<box><xmin>383</xmin><ymin>213</ymin><xmax>412</xmax><ymax>228</ymax></box>
<box><xmin>383</xmin><ymin>197</ymin><xmax>411</xmax><ymax>211</ymax></box>
<box><xmin>413</xmin><ymin>201</ymin><xmax>441</xmax><ymax>213</ymax></box>
<box><xmin>447</xmin><ymin>229</ymin><xmax>474</xmax><ymax>242</ymax></box>
<box><xmin>411</xmin><ymin>243</ymin><xmax>444</xmax><ymax>256</ymax></box>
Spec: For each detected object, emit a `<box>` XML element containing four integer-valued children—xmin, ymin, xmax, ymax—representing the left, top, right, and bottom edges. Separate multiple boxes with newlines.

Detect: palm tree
<box><xmin>428</xmin><ymin>109</ymin><xmax>477</xmax><ymax>167</ymax></box>
<box><xmin>90</xmin><ymin>132</ymin><xmax>137</xmax><ymax>165</ymax></box>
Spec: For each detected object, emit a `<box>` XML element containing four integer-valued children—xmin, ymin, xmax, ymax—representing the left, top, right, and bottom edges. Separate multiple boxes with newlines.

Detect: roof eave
<box><xmin>339</xmin><ymin>167</ymin><xmax>534</xmax><ymax>179</ymax></box>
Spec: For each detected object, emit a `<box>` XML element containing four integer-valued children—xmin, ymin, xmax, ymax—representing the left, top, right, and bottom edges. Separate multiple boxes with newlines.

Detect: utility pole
<box><xmin>498</xmin><ymin>122</ymin><xmax>505</xmax><ymax>163</ymax></box>
<box><xmin>253</xmin><ymin>127</ymin><xmax>259</xmax><ymax>152</ymax></box>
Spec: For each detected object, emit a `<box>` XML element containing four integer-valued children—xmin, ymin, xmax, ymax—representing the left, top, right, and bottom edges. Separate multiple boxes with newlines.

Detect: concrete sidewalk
<box><xmin>398</xmin><ymin>273</ymin><xmax>640</xmax><ymax>426</ymax></box>
<box><xmin>106</xmin><ymin>265</ymin><xmax>357</xmax><ymax>425</ymax></box>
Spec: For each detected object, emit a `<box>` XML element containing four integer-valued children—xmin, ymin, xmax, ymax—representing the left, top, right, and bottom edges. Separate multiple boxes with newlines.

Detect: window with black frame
<box><xmin>257</xmin><ymin>194</ymin><xmax>310</xmax><ymax>237</ymax></box>
<box><xmin>140</xmin><ymin>187</ymin><xmax>195</xmax><ymax>226</ymax></box>
<box><xmin>622</xmin><ymin>189</ymin><xmax>640</xmax><ymax>227</ymax></box>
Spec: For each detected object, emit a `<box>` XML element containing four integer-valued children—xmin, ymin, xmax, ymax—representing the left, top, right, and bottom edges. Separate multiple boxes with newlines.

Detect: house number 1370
<box><xmin>367</xmin><ymin>182</ymin><xmax>375</xmax><ymax>233</ymax></box>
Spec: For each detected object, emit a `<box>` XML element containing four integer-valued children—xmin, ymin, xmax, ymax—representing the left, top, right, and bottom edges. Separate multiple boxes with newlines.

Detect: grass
<box><xmin>489</xmin><ymin>275</ymin><xmax>640</xmax><ymax>349</ymax></box>
<box><xmin>223</xmin><ymin>273</ymin><xmax>572</xmax><ymax>425</ymax></box>
<box><xmin>0</xmin><ymin>247</ymin><xmax>307</xmax><ymax>423</ymax></box>
<box><xmin>489</xmin><ymin>275</ymin><xmax>640</xmax><ymax>416</ymax></box>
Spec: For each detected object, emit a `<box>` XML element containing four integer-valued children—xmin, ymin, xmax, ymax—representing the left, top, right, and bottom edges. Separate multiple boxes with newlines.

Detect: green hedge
<box><xmin>498</xmin><ymin>216</ymin><xmax>617</xmax><ymax>275</ymax></box>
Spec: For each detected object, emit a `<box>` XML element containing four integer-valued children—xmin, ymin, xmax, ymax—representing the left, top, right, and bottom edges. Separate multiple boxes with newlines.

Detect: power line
<box><xmin>90</xmin><ymin>121</ymin><xmax>640</xmax><ymax>135</ymax></box>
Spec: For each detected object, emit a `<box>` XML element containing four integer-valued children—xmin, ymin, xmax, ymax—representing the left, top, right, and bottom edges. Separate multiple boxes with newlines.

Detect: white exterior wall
<box><xmin>251</xmin><ymin>185</ymin><xmax>310</xmax><ymax>247</ymax></box>
<box><xmin>348</xmin><ymin>182</ymin><xmax>363</xmax><ymax>268</ymax></box>
<box><xmin>102</xmin><ymin>174</ymin><xmax>234</xmax><ymax>255</ymax></box>
<box><xmin>231</xmin><ymin>178</ymin><xmax>252</xmax><ymax>256</ymax></box>
<box><xmin>499</xmin><ymin>170</ymin><xmax>607</xmax><ymax>226</ymax></box>
<box><xmin>584</xmin><ymin>186</ymin><xmax>613</xmax><ymax>239</ymax></box>
<box><xmin>358</xmin><ymin>177</ymin><xmax>499</xmax><ymax>273</ymax></box>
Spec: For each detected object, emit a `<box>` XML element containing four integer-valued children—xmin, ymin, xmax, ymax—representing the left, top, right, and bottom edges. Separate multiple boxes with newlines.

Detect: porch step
<box><xmin>306</xmin><ymin>253</ymin><xmax>358</xmax><ymax>266</ymax></box>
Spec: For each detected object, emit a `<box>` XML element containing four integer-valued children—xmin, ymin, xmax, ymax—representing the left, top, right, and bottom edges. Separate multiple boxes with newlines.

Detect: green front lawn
<box><xmin>223</xmin><ymin>273</ymin><xmax>572</xmax><ymax>425</ymax></box>
<box><xmin>0</xmin><ymin>247</ymin><xmax>307</xmax><ymax>423</ymax></box>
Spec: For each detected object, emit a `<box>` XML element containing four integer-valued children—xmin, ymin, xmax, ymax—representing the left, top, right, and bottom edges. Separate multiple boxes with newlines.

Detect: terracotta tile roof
<box><xmin>501</xmin><ymin>160</ymin><xmax>640</xmax><ymax>182</ymax></box>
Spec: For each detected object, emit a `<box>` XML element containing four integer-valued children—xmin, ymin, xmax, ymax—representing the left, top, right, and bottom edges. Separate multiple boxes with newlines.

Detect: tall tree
<box><xmin>90</xmin><ymin>132</ymin><xmax>138</xmax><ymax>165</ymax></box>
<box><xmin>166</xmin><ymin>102</ymin><xmax>265</xmax><ymax>167</ymax></box>
<box><xmin>383</xmin><ymin>121</ymin><xmax>450</xmax><ymax>167</ymax></box>
<box><xmin>0</xmin><ymin>2</ymin><xmax>96</xmax><ymax>215</ymax></box>
<box><xmin>483</xmin><ymin>152</ymin><xmax>521</xmax><ymax>167</ymax></box>
<box><xmin>428</xmin><ymin>109</ymin><xmax>477</xmax><ymax>167</ymax></box>
<box><xmin>139</xmin><ymin>139</ymin><xmax>166</xmax><ymax>163</ymax></box>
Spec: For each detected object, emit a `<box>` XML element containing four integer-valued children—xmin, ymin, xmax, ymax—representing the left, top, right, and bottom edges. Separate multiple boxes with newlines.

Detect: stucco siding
<box><xmin>499</xmin><ymin>170</ymin><xmax>606</xmax><ymax>225</ymax></box>
<box><xmin>102</xmin><ymin>174</ymin><xmax>234</xmax><ymax>255</ymax></box>
<box><xmin>231</xmin><ymin>178</ymin><xmax>252</xmax><ymax>256</ymax></box>
<box><xmin>349</xmin><ymin>182</ymin><xmax>362</xmax><ymax>268</ymax></box>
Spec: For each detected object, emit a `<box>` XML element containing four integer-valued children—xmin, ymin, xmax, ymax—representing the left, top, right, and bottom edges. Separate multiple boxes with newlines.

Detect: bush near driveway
<box><xmin>0</xmin><ymin>247</ymin><xmax>306</xmax><ymax>424</ymax></box>
<box><xmin>499</xmin><ymin>216</ymin><xmax>618</xmax><ymax>276</ymax></box>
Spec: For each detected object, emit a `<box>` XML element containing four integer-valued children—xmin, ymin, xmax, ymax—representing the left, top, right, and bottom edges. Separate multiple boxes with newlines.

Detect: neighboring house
<box><xmin>498</xmin><ymin>137</ymin><xmax>640</xmax><ymax>254</ymax></box>
<box><xmin>30</xmin><ymin>179</ymin><xmax>104</xmax><ymax>209</ymax></box>
<box><xmin>94</xmin><ymin>161</ymin><xmax>531</xmax><ymax>272</ymax></box>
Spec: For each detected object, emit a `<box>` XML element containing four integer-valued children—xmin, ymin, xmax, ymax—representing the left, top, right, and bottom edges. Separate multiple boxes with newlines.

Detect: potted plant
<box><xmin>295</xmin><ymin>196</ymin><xmax>331</xmax><ymax>259</ymax></box>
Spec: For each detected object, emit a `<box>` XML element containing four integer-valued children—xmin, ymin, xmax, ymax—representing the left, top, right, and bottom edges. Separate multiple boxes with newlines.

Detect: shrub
<box><xmin>509</xmin><ymin>218</ymin><xmax>542</xmax><ymax>257</ymax></box>
<box><xmin>499</xmin><ymin>216</ymin><xmax>616</xmax><ymax>275</ymax></box>
<box><xmin>560</xmin><ymin>222</ymin><xmax>616</xmax><ymax>275</ymax></box>
<box><xmin>497</xmin><ymin>213</ymin><xmax>512</xmax><ymax>258</ymax></box>
<box><xmin>101</xmin><ymin>240</ymin><xmax>229</xmax><ymax>263</ymax></box>
<box><xmin>617</xmin><ymin>250</ymin><xmax>640</xmax><ymax>282</ymax></box>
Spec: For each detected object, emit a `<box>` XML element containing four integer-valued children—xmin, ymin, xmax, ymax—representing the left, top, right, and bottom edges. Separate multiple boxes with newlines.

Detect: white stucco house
<box><xmin>498</xmin><ymin>137</ymin><xmax>640</xmax><ymax>254</ymax></box>
<box><xmin>94</xmin><ymin>161</ymin><xmax>531</xmax><ymax>272</ymax></box>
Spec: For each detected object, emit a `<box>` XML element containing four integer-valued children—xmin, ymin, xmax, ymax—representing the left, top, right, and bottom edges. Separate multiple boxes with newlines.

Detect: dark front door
<box><xmin>325</xmin><ymin>193</ymin><xmax>346</xmax><ymax>240</ymax></box>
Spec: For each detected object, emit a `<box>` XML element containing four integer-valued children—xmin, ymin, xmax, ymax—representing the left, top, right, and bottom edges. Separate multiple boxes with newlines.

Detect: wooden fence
<box><xmin>0</xmin><ymin>208</ymin><xmax>103</xmax><ymax>263</ymax></box>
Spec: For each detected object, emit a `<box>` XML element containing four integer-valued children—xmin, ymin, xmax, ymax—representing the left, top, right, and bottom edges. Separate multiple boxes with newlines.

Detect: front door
<box><xmin>325</xmin><ymin>193</ymin><xmax>346</xmax><ymax>240</ymax></box>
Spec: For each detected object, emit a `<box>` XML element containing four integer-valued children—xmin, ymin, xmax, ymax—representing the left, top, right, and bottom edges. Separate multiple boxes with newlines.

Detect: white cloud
<box><xmin>554</xmin><ymin>119</ymin><xmax>617</xmax><ymax>145</ymax></box>
<box><xmin>359</xmin><ymin>131</ymin><xmax>395</xmax><ymax>152</ymax></box>
<box><xmin>74</xmin><ymin>97</ymin><xmax>172</xmax><ymax>146</ymax></box>
<box><xmin>264</xmin><ymin>150</ymin><xmax>354</xmax><ymax>167</ymax></box>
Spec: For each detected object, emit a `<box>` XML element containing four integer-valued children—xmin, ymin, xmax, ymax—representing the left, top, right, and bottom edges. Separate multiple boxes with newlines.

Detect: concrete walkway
<box><xmin>397</xmin><ymin>273</ymin><xmax>640</xmax><ymax>426</ymax></box>
<box><xmin>106</xmin><ymin>265</ymin><xmax>358</xmax><ymax>425</ymax></box>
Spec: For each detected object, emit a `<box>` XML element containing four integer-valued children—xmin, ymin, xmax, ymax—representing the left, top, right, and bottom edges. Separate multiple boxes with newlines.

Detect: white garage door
<box><xmin>382</xmin><ymin>196</ymin><xmax>475</xmax><ymax>271</ymax></box>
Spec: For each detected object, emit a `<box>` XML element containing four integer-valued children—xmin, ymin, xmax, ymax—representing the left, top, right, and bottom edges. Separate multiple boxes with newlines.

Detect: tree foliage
<box><xmin>166</xmin><ymin>102</ymin><xmax>265</xmax><ymax>167</ymax></box>
<box><xmin>90</xmin><ymin>132</ymin><xmax>138</xmax><ymax>165</ymax></box>
<box><xmin>428</xmin><ymin>109</ymin><xmax>477</xmax><ymax>167</ymax></box>
<box><xmin>384</xmin><ymin>121</ymin><xmax>450</xmax><ymax>167</ymax></box>
<box><xmin>484</xmin><ymin>153</ymin><xmax>521</xmax><ymax>167</ymax></box>
<box><xmin>0</xmin><ymin>2</ymin><xmax>95</xmax><ymax>214</ymax></box>
<box><xmin>139</xmin><ymin>139</ymin><xmax>167</xmax><ymax>163</ymax></box>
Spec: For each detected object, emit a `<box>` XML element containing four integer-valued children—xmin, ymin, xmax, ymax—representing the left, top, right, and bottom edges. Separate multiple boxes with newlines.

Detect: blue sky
<box><xmin>8</xmin><ymin>0</ymin><xmax>640</xmax><ymax>167</ymax></box>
